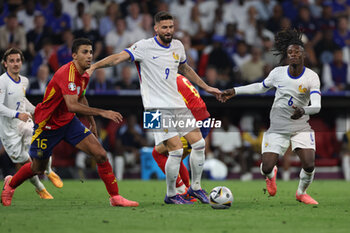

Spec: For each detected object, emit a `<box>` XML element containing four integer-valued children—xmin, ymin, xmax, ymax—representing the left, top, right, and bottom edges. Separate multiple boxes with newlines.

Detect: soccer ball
<box><xmin>209</xmin><ymin>186</ymin><xmax>234</xmax><ymax>209</ymax></box>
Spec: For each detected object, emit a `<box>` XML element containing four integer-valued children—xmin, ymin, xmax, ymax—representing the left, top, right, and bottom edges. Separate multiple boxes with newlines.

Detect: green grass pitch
<box><xmin>1</xmin><ymin>179</ymin><xmax>350</xmax><ymax>233</ymax></box>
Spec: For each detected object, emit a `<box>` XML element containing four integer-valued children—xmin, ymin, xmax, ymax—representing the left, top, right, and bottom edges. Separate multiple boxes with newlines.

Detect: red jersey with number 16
<box><xmin>34</xmin><ymin>61</ymin><xmax>90</xmax><ymax>130</ymax></box>
<box><xmin>176</xmin><ymin>74</ymin><xmax>210</xmax><ymax>121</ymax></box>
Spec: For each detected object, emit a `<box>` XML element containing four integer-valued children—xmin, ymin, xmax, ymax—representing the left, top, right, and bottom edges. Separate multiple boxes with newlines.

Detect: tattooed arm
<box><xmin>178</xmin><ymin>63</ymin><xmax>222</xmax><ymax>99</ymax></box>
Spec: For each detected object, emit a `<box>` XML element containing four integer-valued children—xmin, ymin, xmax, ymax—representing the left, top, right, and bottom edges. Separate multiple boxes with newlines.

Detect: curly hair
<box><xmin>273</xmin><ymin>29</ymin><xmax>304</xmax><ymax>64</ymax></box>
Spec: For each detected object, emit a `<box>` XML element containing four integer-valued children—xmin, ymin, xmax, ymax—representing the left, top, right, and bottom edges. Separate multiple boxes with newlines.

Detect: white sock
<box><xmin>190</xmin><ymin>138</ymin><xmax>205</xmax><ymax>191</ymax></box>
<box><xmin>282</xmin><ymin>170</ymin><xmax>290</xmax><ymax>181</ymax></box>
<box><xmin>176</xmin><ymin>184</ymin><xmax>187</xmax><ymax>194</ymax></box>
<box><xmin>260</xmin><ymin>163</ymin><xmax>275</xmax><ymax>179</ymax></box>
<box><xmin>45</xmin><ymin>157</ymin><xmax>52</xmax><ymax>175</ymax></box>
<box><xmin>165</xmin><ymin>149</ymin><xmax>183</xmax><ymax>197</ymax></box>
<box><xmin>115</xmin><ymin>156</ymin><xmax>124</xmax><ymax>180</ymax></box>
<box><xmin>297</xmin><ymin>168</ymin><xmax>315</xmax><ymax>195</ymax></box>
<box><xmin>29</xmin><ymin>175</ymin><xmax>45</xmax><ymax>191</ymax></box>
<box><xmin>342</xmin><ymin>156</ymin><xmax>350</xmax><ymax>181</ymax></box>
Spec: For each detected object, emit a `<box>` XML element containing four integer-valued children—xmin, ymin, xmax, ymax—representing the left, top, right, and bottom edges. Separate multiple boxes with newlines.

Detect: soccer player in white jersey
<box><xmin>0</xmin><ymin>48</ymin><xmax>63</xmax><ymax>200</ymax></box>
<box><xmin>222</xmin><ymin>29</ymin><xmax>321</xmax><ymax>205</ymax></box>
<box><xmin>89</xmin><ymin>11</ymin><xmax>222</xmax><ymax>204</ymax></box>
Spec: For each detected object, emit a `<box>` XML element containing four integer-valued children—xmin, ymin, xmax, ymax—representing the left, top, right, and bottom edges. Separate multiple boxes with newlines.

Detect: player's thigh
<box><xmin>163</xmin><ymin>135</ymin><xmax>183</xmax><ymax>151</ymax></box>
<box><xmin>155</xmin><ymin>143</ymin><xmax>168</xmax><ymax>155</ymax></box>
<box><xmin>262</xmin><ymin>132</ymin><xmax>290</xmax><ymax>156</ymax></box>
<box><xmin>75</xmin><ymin>133</ymin><xmax>106</xmax><ymax>160</ymax></box>
<box><xmin>1</xmin><ymin>135</ymin><xmax>28</xmax><ymax>164</ymax></box>
<box><xmin>183</xmin><ymin>128</ymin><xmax>202</xmax><ymax>145</ymax></box>
<box><xmin>261</xmin><ymin>152</ymin><xmax>279</xmax><ymax>169</ymax></box>
<box><xmin>294</xmin><ymin>148</ymin><xmax>315</xmax><ymax>170</ymax></box>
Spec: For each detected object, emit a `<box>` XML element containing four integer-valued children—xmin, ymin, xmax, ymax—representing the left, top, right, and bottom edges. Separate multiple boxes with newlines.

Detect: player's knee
<box><xmin>191</xmin><ymin>138</ymin><xmax>205</xmax><ymax>150</ymax></box>
<box><xmin>93</xmin><ymin>148</ymin><xmax>108</xmax><ymax>163</ymax></box>
<box><xmin>31</xmin><ymin>165</ymin><xmax>45</xmax><ymax>175</ymax></box>
<box><xmin>261</xmin><ymin>163</ymin><xmax>274</xmax><ymax>175</ymax></box>
<box><xmin>303</xmin><ymin>165</ymin><xmax>315</xmax><ymax>173</ymax></box>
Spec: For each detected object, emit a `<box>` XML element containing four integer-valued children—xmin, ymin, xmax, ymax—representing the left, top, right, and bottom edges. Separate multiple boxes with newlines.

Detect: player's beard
<box><xmin>159</xmin><ymin>33</ymin><xmax>173</xmax><ymax>44</ymax></box>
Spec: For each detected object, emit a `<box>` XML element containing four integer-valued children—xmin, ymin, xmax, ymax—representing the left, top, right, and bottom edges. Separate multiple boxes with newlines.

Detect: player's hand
<box><xmin>291</xmin><ymin>105</ymin><xmax>305</xmax><ymax>120</ymax></box>
<box><xmin>86</xmin><ymin>64</ymin><xmax>95</xmax><ymax>77</ymax></box>
<box><xmin>101</xmin><ymin>110</ymin><xmax>123</xmax><ymax>123</ymax></box>
<box><xmin>220</xmin><ymin>88</ymin><xmax>236</xmax><ymax>102</ymax></box>
<box><xmin>205</xmin><ymin>86</ymin><xmax>222</xmax><ymax>100</ymax></box>
<box><xmin>17</xmin><ymin>113</ymin><xmax>32</xmax><ymax>122</ymax></box>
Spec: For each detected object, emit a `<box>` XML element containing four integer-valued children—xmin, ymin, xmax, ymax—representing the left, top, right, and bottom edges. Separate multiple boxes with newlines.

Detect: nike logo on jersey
<box><xmin>152</xmin><ymin>56</ymin><xmax>160</xmax><ymax>59</ymax></box>
<box><xmin>278</xmin><ymin>85</ymin><xmax>284</xmax><ymax>88</ymax></box>
<box><xmin>8</xmin><ymin>92</ymin><xmax>14</xmax><ymax>95</ymax></box>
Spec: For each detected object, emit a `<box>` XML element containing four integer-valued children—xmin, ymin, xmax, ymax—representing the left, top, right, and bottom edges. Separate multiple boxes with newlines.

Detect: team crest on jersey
<box><xmin>131</xmin><ymin>44</ymin><xmax>137</xmax><ymax>50</ymax></box>
<box><xmin>298</xmin><ymin>85</ymin><xmax>307</xmax><ymax>93</ymax></box>
<box><xmin>68</xmin><ymin>82</ymin><xmax>76</xmax><ymax>91</ymax></box>
<box><xmin>173</xmin><ymin>52</ymin><xmax>179</xmax><ymax>63</ymax></box>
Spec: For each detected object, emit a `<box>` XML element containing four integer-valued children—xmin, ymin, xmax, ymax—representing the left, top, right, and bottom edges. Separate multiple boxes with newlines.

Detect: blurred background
<box><xmin>0</xmin><ymin>0</ymin><xmax>350</xmax><ymax>182</ymax></box>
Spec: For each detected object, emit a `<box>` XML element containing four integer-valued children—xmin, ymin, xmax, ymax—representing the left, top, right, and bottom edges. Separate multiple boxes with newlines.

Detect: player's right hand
<box><xmin>101</xmin><ymin>110</ymin><xmax>123</xmax><ymax>123</ymax></box>
<box><xmin>220</xmin><ymin>88</ymin><xmax>236</xmax><ymax>102</ymax></box>
<box><xmin>17</xmin><ymin>113</ymin><xmax>32</xmax><ymax>122</ymax></box>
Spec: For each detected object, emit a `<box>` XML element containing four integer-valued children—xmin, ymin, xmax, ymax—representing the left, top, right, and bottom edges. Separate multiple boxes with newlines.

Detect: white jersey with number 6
<box><xmin>125</xmin><ymin>36</ymin><xmax>187</xmax><ymax>109</ymax></box>
<box><xmin>262</xmin><ymin>66</ymin><xmax>321</xmax><ymax>133</ymax></box>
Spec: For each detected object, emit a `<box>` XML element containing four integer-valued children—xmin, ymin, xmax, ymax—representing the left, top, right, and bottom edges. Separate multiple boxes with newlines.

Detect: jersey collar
<box><xmin>287</xmin><ymin>66</ymin><xmax>305</xmax><ymax>79</ymax></box>
<box><xmin>6</xmin><ymin>72</ymin><xmax>21</xmax><ymax>84</ymax></box>
<box><xmin>154</xmin><ymin>36</ymin><xmax>171</xmax><ymax>49</ymax></box>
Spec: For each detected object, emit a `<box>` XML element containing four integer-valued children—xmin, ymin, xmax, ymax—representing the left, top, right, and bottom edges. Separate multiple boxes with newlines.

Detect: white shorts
<box><xmin>261</xmin><ymin>131</ymin><xmax>315</xmax><ymax>155</ymax></box>
<box><xmin>0</xmin><ymin>119</ymin><xmax>34</xmax><ymax>163</ymax></box>
<box><xmin>152</xmin><ymin>108</ymin><xmax>197</xmax><ymax>146</ymax></box>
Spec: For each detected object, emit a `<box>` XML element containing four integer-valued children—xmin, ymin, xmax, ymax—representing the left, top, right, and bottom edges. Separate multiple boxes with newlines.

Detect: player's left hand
<box><xmin>291</xmin><ymin>105</ymin><xmax>305</xmax><ymax>120</ymax></box>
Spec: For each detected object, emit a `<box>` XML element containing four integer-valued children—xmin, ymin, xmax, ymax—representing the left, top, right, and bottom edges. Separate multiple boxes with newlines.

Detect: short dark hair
<box><xmin>1</xmin><ymin>48</ymin><xmax>24</xmax><ymax>70</ymax></box>
<box><xmin>154</xmin><ymin>11</ymin><xmax>173</xmax><ymax>23</ymax></box>
<box><xmin>71</xmin><ymin>38</ymin><xmax>93</xmax><ymax>54</ymax></box>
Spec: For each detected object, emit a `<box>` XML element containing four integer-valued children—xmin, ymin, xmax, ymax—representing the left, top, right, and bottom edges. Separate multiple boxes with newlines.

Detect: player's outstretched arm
<box><xmin>64</xmin><ymin>94</ymin><xmax>123</xmax><ymax>123</ymax></box>
<box><xmin>178</xmin><ymin>63</ymin><xmax>222</xmax><ymax>99</ymax></box>
<box><xmin>87</xmin><ymin>51</ymin><xmax>131</xmax><ymax>76</ymax></box>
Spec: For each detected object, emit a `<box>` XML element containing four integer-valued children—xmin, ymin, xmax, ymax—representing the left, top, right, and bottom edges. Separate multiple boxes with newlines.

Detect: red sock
<box><xmin>152</xmin><ymin>147</ymin><xmax>167</xmax><ymax>173</ymax></box>
<box><xmin>9</xmin><ymin>162</ymin><xmax>35</xmax><ymax>188</ymax></box>
<box><xmin>97</xmin><ymin>160</ymin><xmax>119</xmax><ymax>196</ymax></box>
<box><xmin>179</xmin><ymin>161</ymin><xmax>190</xmax><ymax>188</ymax></box>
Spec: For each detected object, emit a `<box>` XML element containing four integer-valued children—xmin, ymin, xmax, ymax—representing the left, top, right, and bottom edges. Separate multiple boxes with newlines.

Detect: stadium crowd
<box><xmin>0</xmin><ymin>0</ymin><xmax>350</xmax><ymax>181</ymax></box>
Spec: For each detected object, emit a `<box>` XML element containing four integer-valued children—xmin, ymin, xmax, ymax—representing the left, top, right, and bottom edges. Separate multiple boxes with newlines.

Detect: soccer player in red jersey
<box><xmin>1</xmin><ymin>38</ymin><xmax>138</xmax><ymax>207</ymax></box>
<box><xmin>152</xmin><ymin>74</ymin><xmax>211</xmax><ymax>200</ymax></box>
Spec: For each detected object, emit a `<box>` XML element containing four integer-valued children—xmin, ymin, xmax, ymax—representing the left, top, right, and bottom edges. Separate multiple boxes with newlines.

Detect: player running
<box><xmin>89</xmin><ymin>11</ymin><xmax>221</xmax><ymax>204</ymax></box>
<box><xmin>0</xmin><ymin>48</ymin><xmax>62</xmax><ymax>200</ymax></box>
<box><xmin>1</xmin><ymin>39</ymin><xmax>138</xmax><ymax>207</ymax></box>
<box><xmin>152</xmin><ymin>74</ymin><xmax>211</xmax><ymax>201</ymax></box>
<box><xmin>222</xmin><ymin>29</ymin><xmax>321</xmax><ymax>205</ymax></box>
